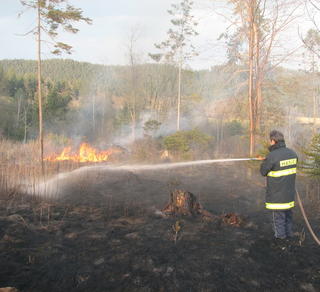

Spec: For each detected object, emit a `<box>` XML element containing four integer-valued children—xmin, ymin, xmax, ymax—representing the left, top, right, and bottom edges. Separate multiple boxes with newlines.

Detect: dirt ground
<box><xmin>0</xmin><ymin>162</ymin><xmax>319</xmax><ymax>292</ymax></box>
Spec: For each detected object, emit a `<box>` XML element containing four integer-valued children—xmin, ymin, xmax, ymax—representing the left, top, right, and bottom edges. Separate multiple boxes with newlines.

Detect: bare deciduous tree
<box><xmin>126</xmin><ymin>27</ymin><xmax>143</xmax><ymax>141</ymax></box>
<box><xmin>225</xmin><ymin>0</ymin><xmax>302</xmax><ymax>155</ymax></box>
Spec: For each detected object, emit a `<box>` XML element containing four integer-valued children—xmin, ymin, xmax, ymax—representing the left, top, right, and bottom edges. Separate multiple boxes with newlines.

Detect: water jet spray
<box><xmin>26</xmin><ymin>157</ymin><xmax>260</xmax><ymax>197</ymax></box>
<box><xmin>110</xmin><ymin>157</ymin><xmax>261</xmax><ymax>171</ymax></box>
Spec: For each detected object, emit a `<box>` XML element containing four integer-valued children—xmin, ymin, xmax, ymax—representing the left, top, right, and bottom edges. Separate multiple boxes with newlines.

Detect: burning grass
<box><xmin>45</xmin><ymin>143</ymin><xmax>123</xmax><ymax>163</ymax></box>
<box><xmin>0</xmin><ymin>139</ymin><xmax>127</xmax><ymax>198</ymax></box>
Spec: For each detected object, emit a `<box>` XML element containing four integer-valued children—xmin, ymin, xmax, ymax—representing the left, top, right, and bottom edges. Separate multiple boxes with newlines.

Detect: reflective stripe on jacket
<box><xmin>260</xmin><ymin>142</ymin><xmax>298</xmax><ymax>210</ymax></box>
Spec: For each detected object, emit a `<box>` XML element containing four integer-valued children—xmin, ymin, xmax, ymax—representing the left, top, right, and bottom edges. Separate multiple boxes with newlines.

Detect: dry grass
<box><xmin>0</xmin><ymin>139</ymin><xmax>81</xmax><ymax>197</ymax></box>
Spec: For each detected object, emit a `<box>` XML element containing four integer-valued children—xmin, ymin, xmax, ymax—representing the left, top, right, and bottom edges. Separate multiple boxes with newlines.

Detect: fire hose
<box><xmin>296</xmin><ymin>190</ymin><xmax>320</xmax><ymax>246</ymax></box>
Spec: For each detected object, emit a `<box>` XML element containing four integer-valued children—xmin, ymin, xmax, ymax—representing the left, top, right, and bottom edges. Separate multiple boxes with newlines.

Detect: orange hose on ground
<box><xmin>296</xmin><ymin>190</ymin><xmax>320</xmax><ymax>246</ymax></box>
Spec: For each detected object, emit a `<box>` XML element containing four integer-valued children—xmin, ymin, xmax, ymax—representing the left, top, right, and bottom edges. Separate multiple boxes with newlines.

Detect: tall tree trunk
<box><xmin>248</xmin><ymin>0</ymin><xmax>255</xmax><ymax>156</ymax></box>
<box><xmin>129</xmin><ymin>43</ymin><xmax>137</xmax><ymax>141</ymax></box>
<box><xmin>92</xmin><ymin>93</ymin><xmax>96</xmax><ymax>134</ymax></box>
<box><xmin>287</xmin><ymin>107</ymin><xmax>292</xmax><ymax>144</ymax></box>
<box><xmin>37</xmin><ymin>1</ymin><xmax>44</xmax><ymax>173</ymax></box>
<box><xmin>216</xmin><ymin>120</ymin><xmax>220</xmax><ymax>154</ymax></box>
<box><xmin>312</xmin><ymin>55</ymin><xmax>317</xmax><ymax>135</ymax></box>
<box><xmin>101</xmin><ymin>91</ymin><xmax>107</xmax><ymax>138</ymax></box>
<box><xmin>16</xmin><ymin>92</ymin><xmax>22</xmax><ymax>128</ymax></box>
<box><xmin>254</xmin><ymin>20</ymin><xmax>262</xmax><ymax>134</ymax></box>
<box><xmin>256</xmin><ymin>77</ymin><xmax>262</xmax><ymax>132</ymax></box>
<box><xmin>24</xmin><ymin>107</ymin><xmax>28</xmax><ymax>144</ymax></box>
<box><xmin>131</xmin><ymin>109</ymin><xmax>136</xmax><ymax>141</ymax></box>
<box><xmin>313</xmin><ymin>92</ymin><xmax>317</xmax><ymax>134</ymax></box>
<box><xmin>177</xmin><ymin>59</ymin><xmax>182</xmax><ymax>131</ymax></box>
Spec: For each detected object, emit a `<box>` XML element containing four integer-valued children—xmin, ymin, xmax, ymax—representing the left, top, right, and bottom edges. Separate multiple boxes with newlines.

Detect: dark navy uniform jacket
<box><xmin>260</xmin><ymin>141</ymin><xmax>298</xmax><ymax>210</ymax></box>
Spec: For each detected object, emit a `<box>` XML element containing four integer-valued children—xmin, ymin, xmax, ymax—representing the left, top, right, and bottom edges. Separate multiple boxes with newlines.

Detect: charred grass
<box><xmin>0</xmin><ymin>142</ymin><xmax>319</xmax><ymax>291</ymax></box>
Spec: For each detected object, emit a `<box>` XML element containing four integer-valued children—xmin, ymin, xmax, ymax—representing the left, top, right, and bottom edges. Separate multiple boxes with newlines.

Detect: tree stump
<box><xmin>221</xmin><ymin>213</ymin><xmax>243</xmax><ymax>226</ymax></box>
<box><xmin>162</xmin><ymin>189</ymin><xmax>213</xmax><ymax>218</ymax></box>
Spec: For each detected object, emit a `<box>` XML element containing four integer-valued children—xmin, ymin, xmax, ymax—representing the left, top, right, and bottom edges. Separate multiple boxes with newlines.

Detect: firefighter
<box><xmin>259</xmin><ymin>130</ymin><xmax>298</xmax><ymax>241</ymax></box>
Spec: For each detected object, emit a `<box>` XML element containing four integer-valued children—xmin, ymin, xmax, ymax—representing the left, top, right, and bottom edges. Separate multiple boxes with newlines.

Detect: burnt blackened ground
<box><xmin>0</xmin><ymin>163</ymin><xmax>319</xmax><ymax>292</ymax></box>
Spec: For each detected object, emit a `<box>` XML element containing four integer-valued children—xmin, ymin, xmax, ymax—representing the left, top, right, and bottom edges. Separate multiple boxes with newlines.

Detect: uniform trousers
<box><xmin>271</xmin><ymin>209</ymin><xmax>293</xmax><ymax>239</ymax></box>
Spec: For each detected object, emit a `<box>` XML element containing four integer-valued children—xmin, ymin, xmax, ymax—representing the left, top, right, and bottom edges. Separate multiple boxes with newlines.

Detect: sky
<box><xmin>0</xmin><ymin>0</ymin><xmax>230</xmax><ymax>69</ymax></box>
<box><xmin>0</xmin><ymin>0</ymin><xmax>316</xmax><ymax>70</ymax></box>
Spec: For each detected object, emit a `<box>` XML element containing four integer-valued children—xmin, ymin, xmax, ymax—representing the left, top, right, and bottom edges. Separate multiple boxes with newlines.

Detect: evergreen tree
<box><xmin>150</xmin><ymin>0</ymin><xmax>198</xmax><ymax>131</ymax></box>
<box><xmin>19</xmin><ymin>0</ymin><xmax>91</xmax><ymax>169</ymax></box>
<box><xmin>302</xmin><ymin>29</ymin><xmax>320</xmax><ymax>134</ymax></box>
<box><xmin>301</xmin><ymin>134</ymin><xmax>320</xmax><ymax>177</ymax></box>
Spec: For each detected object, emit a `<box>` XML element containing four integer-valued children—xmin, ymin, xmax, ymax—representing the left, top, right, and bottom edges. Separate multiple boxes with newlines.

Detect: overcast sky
<box><xmin>0</xmin><ymin>0</ymin><xmax>230</xmax><ymax>69</ymax></box>
<box><xmin>0</xmin><ymin>0</ymin><xmax>315</xmax><ymax>70</ymax></box>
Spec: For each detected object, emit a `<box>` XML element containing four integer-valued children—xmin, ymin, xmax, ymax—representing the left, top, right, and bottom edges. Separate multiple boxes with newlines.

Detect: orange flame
<box><xmin>45</xmin><ymin>143</ymin><xmax>118</xmax><ymax>163</ymax></box>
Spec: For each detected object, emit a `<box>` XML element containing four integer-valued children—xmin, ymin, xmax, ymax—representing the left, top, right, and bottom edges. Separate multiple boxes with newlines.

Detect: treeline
<box><xmin>0</xmin><ymin>59</ymin><xmax>222</xmax><ymax>142</ymax></box>
<box><xmin>0</xmin><ymin>59</ymin><xmax>315</xmax><ymax>154</ymax></box>
<box><xmin>0</xmin><ymin>65</ymin><xmax>78</xmax><ymax>141</ymax></box>
<box><xmin>0</xmin><ymin>59</ymin><xmax>103</xmax><ymax>84</ymax></box>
